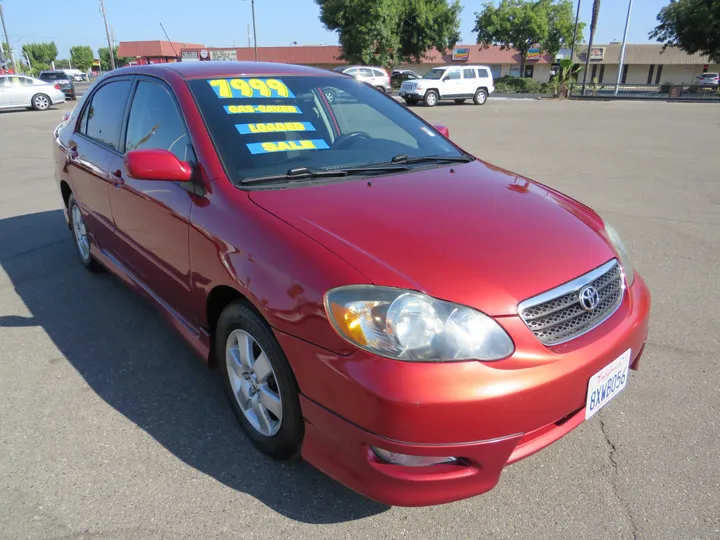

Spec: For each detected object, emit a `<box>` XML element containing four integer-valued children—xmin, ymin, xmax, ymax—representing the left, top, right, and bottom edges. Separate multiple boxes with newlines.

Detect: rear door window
<box><xmin>80</xmin><ymin>80</ymin><xmax>133</xmax><ymax>150</ymax></box>
<box><xmin>463</xmin><ymin>69</ymin><xmax>476</xmax><ymax>79</ymax></box>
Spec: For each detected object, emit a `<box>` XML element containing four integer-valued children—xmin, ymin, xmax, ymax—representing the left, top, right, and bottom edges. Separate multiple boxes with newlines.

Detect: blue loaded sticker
<box><xmin>208</xmin><ymin>78</ymin><xmax>296</xmax><ymax>99</ymax></box>
<box><xmin>246</xmin><ymin>139</ymin><xmax>330</xmax><ymax>155</ymax></box>
<box><xmin>236</xmin><ymin>121</ymin><xmax>316</xmax><ymax>135</ymax></box>
<box><xmin>224</xmin><ymin>104</ymin><xmax>303</xmax><ymax>114</ymax></box>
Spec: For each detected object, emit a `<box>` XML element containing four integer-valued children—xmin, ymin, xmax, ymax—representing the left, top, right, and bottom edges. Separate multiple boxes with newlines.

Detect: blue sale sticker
<box><xmin>236</xmin><ymin>121</ymin><xmax>316</xmax><ymax>135</ymax></box>
<box><xmin>246</xmin><ymin>139</ymin><xmax>330</xmax><ymax>155</ymax></box>
<box><xmin>208</xmin><ymin>78</ymin><xmax>295</xmax><ymax>99</ymax></box>
<box><xmin>224</xmin><ymin>104</ymin><xmax>303</xmax><ymax>114</ymax></box>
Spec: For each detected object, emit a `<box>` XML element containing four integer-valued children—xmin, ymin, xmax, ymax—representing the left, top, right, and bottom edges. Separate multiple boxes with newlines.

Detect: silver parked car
<box><xmin>333</xmin><ymin>65</ymin><xmax>393</xmax><ymax>93</ymax></box>
<box><xmin>0</xmin><ymin>74</ymin><xmax>66</xmax><ymax>111</ymax></box>
<box><xmin>696</xmin><ymin>73</ymin><xmax>719</xmax><ymax>86</ymax></box>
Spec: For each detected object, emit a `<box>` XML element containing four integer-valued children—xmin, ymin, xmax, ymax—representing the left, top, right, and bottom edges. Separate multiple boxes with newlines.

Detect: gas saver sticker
<box><xmin>224</xmin><ymin>104</ymin><xmax>302</xmax><ymax>114</ymax></box>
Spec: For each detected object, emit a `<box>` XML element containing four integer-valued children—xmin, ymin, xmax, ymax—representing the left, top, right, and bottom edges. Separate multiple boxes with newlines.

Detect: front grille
<box><xmin>518</xmin><ymin>260</ymin><xmax>625</xmax><ymax>346</ymax></box>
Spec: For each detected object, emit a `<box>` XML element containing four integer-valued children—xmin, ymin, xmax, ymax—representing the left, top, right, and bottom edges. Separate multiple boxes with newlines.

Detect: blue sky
<box><xmin>2</xmin><ymin>0</ymin><xmax>669</xmax><ymax>59</ymax></box>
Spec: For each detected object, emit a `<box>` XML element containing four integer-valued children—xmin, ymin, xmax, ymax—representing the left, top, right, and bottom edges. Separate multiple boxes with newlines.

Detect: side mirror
<box><xmin>433</xmin><ymin>125</ymin><xmax>450</xmax><ymax>138</ymax></box>
<box><xmin>125</xmin><ymin>148</ymin><xmax>192</xmax><ymax>182</ymax></box>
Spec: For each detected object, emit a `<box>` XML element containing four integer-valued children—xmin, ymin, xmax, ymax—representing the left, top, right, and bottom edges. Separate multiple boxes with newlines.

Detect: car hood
<box><xmin>248</xmin><ymin>160</ymin><xmax>617</xmax><ymax>316</ymax></box>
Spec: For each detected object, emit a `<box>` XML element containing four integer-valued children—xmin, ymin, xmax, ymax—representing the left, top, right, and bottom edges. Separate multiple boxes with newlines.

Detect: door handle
<box><xmin>109</xmin><ymin>170</ymin><xmax>124</xmax><ymax>186</ymax></box>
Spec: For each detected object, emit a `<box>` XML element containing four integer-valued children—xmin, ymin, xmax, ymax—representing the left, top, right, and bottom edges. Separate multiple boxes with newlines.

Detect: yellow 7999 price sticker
<box><xmin>208</xmin><ymin>78</ymin><xmax>295</xmax><ymax>99</ymax></box>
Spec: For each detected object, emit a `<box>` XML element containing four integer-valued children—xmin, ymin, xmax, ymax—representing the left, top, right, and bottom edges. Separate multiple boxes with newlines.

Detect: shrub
<box><xmin>494</xmin><ymin>76</ymin><xmax>546</xmax><ymax>94</ymax></box>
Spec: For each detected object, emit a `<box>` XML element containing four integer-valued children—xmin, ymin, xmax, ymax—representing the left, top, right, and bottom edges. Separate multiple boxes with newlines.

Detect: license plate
<box><xmin>585</xmin><ymin>349</ymin><xmax>631</xmax><ymax>420</ymax></box>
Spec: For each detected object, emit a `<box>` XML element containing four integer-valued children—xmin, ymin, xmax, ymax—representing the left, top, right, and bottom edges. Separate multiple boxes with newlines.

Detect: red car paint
<box><xmin>53</xmin><ymin>62</ymin><xmax>651</xmax><ymax>507</ymax></box>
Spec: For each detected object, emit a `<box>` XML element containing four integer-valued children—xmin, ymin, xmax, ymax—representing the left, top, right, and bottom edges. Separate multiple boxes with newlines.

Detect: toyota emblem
<box><xmin>578</xmin><ymin>285</ymin><xmax>600</xmax><ymax>311</ymax></box>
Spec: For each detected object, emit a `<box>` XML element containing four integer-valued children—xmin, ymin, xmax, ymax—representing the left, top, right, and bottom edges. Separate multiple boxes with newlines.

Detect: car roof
<box><xmin>115</xmin><ymin>61</ymin><xmax>345</xmax><ymax>80</ymax></box>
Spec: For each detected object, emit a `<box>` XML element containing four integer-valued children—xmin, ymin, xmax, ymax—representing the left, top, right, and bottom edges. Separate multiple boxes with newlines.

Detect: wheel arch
<box><xmin>206</xmin><ymin>284</ymin><xmax>264</xmax><ymax>366</ymax></box>
<box><xmin>60</xmin><ymin>180</ymin><xmax>72</xmax><ymax>208</ymax></box>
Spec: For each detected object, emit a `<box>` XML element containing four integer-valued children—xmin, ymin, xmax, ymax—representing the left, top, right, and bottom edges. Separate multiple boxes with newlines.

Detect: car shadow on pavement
<box><xmin>0</xmin><ymin>209</ymin><xmax>389</xmax><ymax>524</ymax></box>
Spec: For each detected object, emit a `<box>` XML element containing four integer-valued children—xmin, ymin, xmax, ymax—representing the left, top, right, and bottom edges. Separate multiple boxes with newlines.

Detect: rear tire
<box><xmin>217</xmin><ymin>301</ymin><xmax>304</xmax><ymax>461</ymax></box>
<box><xmin>376</xmin><ymin>86</ymin><xmax>387</xmax><ymax>93</ymax></box>
<box><xmin>473</xmin><ymin>88</ymin><xmax>488</xmax><ymax>105</ymax></box>
<box><xmin>31</xmin><ymin>93</ymin><xmax>51</xmax><ymax>111</ymax></box>
<box><xmin>454</xmin><ymin>99</ymin><xmax>466</xmax><ymax>104</ymax></box>
<box><xmin>424</xmin><ymin>90</ymin><xmax>439</xmax><ymax>107</ymax></box>
<box><xmin>68</xmin><ymin>194</ymin><xmax>101</xmax><ymax>273</ymax></box>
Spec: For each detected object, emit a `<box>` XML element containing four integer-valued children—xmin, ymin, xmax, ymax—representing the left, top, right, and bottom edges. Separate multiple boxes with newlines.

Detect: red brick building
<box><xmin>118</xmin><ymin>40</ymin><xmax>206</xmax><ymax>65</ymax></box>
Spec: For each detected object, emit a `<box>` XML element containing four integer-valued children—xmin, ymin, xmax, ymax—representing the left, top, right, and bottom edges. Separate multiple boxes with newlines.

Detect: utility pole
<box><xmin>614</xmin><ymin>0</ymin><xmax>633</xmax><ymax>95</ymax></box>
<box><xmin>247</xmin><ymin>24</ymin><xmax>251</xmax><ymax>48</ymax></box>
<box><xmin>569</xmin><ymin>0</ymin><xmax>582</xmax><ymax>64</ymax></box>
<box><xmin>0</xmin><ymin>2</ymin><xmax>18</xmax><ymax>72</ymax></box>
<box><xmin>251</xmin><ymin>0</ymin><xmax>258</xmax><ymax>61</ymax></box>
<box><xmin>98</xmin><ymin>0</ymin><xmax>116</xmax><ymax>70</ymax></box>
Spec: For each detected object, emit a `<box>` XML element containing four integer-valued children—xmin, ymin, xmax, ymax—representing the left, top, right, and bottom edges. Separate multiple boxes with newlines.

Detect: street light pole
<box><xmin>251</xmin><ymin>0</ymin><xmax>258</xmax><ymax>61</ymax></box>
<box><xmin>98</xmin><ymin>0</ymin><xmax>116</xmax><ymax>70</ymax></box>
<box><xmin>614</xmin><ymin>0</ymin><xmax>633</xmax><ymax>95</ymax></box>
<box><xmin>569</xmin><ymin>0</ymin><xmax>582</xmax><ymax>63</ymax></box>
<box><xmin>0</xmin><ymin>2</ymin><xmax>18</xmax><ymax>72</ymax></box>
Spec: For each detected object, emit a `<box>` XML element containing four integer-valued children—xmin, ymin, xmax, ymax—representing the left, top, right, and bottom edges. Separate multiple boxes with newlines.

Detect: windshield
<box><xmin>701</xmin><ymin>73</ymin><xmax>718</xmax><ymax>78</ymax></box>
<box><xmin>423</xmin><ymin>69</ymin><xmax>446</xmax><ymax>80</ymax></box>
<box><xmin>187</xmin><ymin>75</ymin><xmax>463</xmax><ymax>185</ymax></box>
<box><xmin>41</xmin><ymin>72</ymin><xmax>68</xmax><ymax>80</ymax></box>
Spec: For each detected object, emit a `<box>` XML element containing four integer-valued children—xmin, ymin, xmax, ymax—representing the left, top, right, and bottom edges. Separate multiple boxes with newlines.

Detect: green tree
<box><xmin>474</xmin><ymin>0</ymin><xmax>583</xmax><ymax>75</ymax></box>
<box><xmin>21</xmin><ymin>42</ymin><xmax>59</xmax><ymax>66</ymax></box>
<box><xmin>650</xmin><ymin>0</ymin><xmax>720</xmax><ymax>61</ymax></box>
<box><xmin>315</xmin><ymin>0</ymin><xmax>462</xmax><ymax>67</ymax></box>
<box><xmin>70</xmin><ymin>45</ymin><xmax>94</xmax><ymax>72</ymax></box>
<box><xmin>98</xmin><ymin>46</ymin><xmax>131</xmax><ymax>71</ymax></box>
<box><xmin>56</xmin><ymin>58</ymin><xmax>71</xmax><ymax>69</ymax></box>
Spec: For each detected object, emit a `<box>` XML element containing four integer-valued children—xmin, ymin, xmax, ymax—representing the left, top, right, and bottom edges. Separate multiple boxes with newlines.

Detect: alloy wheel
<box><xmin>71</xmin><ymin>204</ymin><xmax>90</xmax><ymax>261</ymax></box>
<box><xmin>225</xmin><ymin>329</ymin><xmax>283</xmax><ymax>437</ymax></box>
<box><xmin>34</xmin><ymin>95</ymin><xmax>50</xmax><ymax>110</ymax></box>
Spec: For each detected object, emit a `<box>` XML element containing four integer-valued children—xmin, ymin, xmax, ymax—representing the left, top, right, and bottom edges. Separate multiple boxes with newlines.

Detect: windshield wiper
<box><xmin>391</xmin><ymin>154</ymin><xmax>474</xmax><ymax>165</ymax></box>
<box><xmin>241</xmin><ymin>165</ymin><xmax>409</xmax><ymax>185</ymax></box>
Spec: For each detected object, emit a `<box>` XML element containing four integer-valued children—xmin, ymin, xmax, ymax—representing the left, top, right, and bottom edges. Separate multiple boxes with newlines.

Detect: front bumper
<box><xmin>399</xmin><ymin>87</ymin><xmax>425</xmax><ymax>98</ymax></box>
<box><xmin>277</xmin><ymin>275</ymin><xmax>651</xmax><ymax>506</ymax></box>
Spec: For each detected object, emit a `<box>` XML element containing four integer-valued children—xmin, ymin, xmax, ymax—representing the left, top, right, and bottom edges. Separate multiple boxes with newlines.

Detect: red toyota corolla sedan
<box><xmin>52</xmin><ymin>62</ymin><xmax>650</xmax><ymax>506</ymax></box>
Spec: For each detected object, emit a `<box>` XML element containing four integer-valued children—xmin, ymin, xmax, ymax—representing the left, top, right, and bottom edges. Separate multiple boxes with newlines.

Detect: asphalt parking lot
<box><xmin>1</xmin><ymin>97</ymin><xmax>719</xmax><ymax>540</ymax></box>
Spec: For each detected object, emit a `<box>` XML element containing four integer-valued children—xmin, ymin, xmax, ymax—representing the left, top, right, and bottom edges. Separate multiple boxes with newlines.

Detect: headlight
<box><xmin>324</xmin><ymin>286</ymin><xmax>514</xmax><ymax>362</ymax></box>
<box><xmin>604</xmin><ymin>223</ymin><xmax>635</xmax><ymax>286</ymax></box>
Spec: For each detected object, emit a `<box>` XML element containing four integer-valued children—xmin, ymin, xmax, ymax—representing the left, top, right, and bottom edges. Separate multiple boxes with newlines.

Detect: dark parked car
<box><xmin>52</xmin><ymin>62</ymin><xmax>650</xmax><ymax>507</ymax></box>
<box><xmin>38</xmin><ymin>70</ymin><xmax>76</xmax><ymax>100</ymax></box>
<box><xmin>391</xmin><ymin>69</ymin><xmax>420</xmax><ymax>89</ymax></box>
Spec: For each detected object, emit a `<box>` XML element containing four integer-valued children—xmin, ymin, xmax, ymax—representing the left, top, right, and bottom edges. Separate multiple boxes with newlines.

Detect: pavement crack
<box><xmin>0</xmin><ymin>238</ymin><xmax>72</xmax><ymax>262</ymax></box>
<box><xmin>599</xmin><ymin>415</ymin><xmax>640</xmax><ymax>539</ymax></box>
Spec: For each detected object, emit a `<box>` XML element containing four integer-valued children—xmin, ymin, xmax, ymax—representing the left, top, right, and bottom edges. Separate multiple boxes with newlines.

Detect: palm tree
<box><xmin>581</xmin><ymin>0</ymin><xmax>601</xmax><ymax>95</ymax></box>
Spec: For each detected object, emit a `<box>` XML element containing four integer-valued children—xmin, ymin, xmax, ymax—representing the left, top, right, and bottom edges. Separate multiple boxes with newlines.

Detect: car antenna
<box><xmin>160</xmin><ymin>22</ymin><xmax>179</xmax><ymax>58</ymax></box>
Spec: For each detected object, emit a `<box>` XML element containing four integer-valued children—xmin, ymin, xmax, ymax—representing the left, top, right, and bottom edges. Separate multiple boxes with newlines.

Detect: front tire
<box><xmin>217</xmin><ymin>302</ymin><xmax>303</xmax><ymax>461</ymax></box>
<box><xmin>68</xmin><ymin>194</ymin><xmax>101</xmax><ymax>272</ymax></box>
<box><xmin>424</xmin><ymin>90</ymin><xmax>439</xmax><ymax>107</ymax></box>
<box><xmin>473</xmin><ymin>88</ymin><xmax>488</xmax><ymax>105</ymax></box>
<box><xmin>31</xmin><ymin>93</ymin><xmax>51</xmax><ymax>111</ymax></box>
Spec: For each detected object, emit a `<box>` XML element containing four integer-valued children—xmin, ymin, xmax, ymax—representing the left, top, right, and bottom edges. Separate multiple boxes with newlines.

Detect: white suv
<box><xmin>399</xmin><ymin>65</ymin><xmax>495</xmax><ymax>106</ymax></box>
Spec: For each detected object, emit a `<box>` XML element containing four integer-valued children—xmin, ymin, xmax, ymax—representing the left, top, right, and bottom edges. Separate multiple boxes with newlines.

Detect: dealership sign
<box><xmin>452</xmin><ymin>47</ymin><xmax>470</xmax><ymax>61</ymax></box>
<box><xmin>527</xmin><ymin>48</ymin><xmax>541</xmax><ymax>61</ymax></box>
<box><xmin>181</xmin><ymin>50</ymin><xmax>199</xmax><ymax>62</ymax></box>
<box><xmin>210</xmin><ymin>49</ymin><xmax>239</xmax><ymax>62</ymax></box>
<box><xmin>589</xmin><ymin>47</ymin><xmax>605</xmax><ymax>60</ymax></box>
